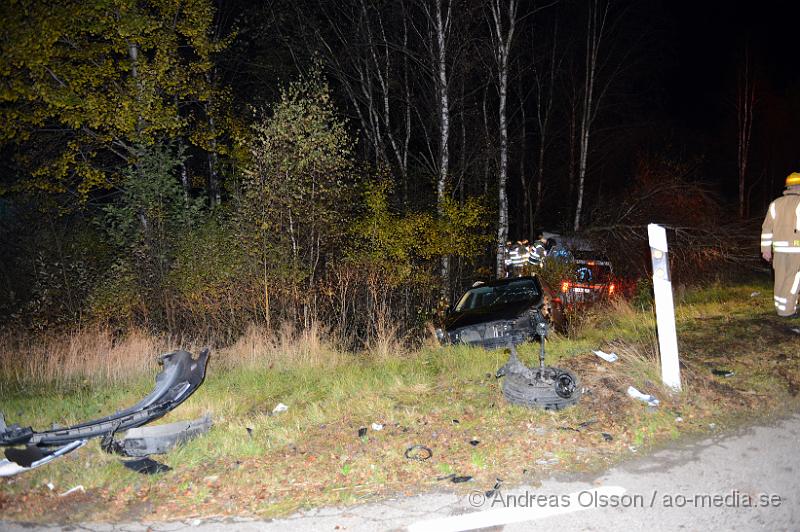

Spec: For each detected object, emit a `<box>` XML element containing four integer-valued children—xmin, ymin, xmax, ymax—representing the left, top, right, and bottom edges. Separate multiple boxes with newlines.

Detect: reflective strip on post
<box><xmin>648</xmin><ymin>223</ymin><xmax>681</xmax><ymax>392</ymax></box>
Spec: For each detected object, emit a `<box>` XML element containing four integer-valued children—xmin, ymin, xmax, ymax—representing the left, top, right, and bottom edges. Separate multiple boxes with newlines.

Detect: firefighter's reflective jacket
<box><xmin>761</xmin><ymin>187</ymin><xmax>800</xmax><ymax>316</ymax></box>
<box><xmin>761</xmin><ymin>188</ymin><xmax>800</xmax><ymax>255</ymax></box>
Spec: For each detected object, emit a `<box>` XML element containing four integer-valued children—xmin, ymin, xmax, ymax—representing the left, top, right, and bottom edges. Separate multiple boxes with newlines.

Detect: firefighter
<box><xmin>761</xmin><ymin>172</ymin><xmax>800</xmax><ymax>318</ymax></box>
<box><xmin>528</xmin><ymin>234</ymin><xmax>547</xmax><ymax>268</ymax></box>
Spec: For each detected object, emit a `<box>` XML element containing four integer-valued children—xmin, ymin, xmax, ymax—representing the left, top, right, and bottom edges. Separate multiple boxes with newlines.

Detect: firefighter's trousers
<box><xmin>773</xmin><ymin>252</ymin><xmax>800</xmax><ymax>317</ymax></box>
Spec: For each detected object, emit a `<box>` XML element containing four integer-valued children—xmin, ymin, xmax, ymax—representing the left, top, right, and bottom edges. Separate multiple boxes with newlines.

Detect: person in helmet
<box><xmin>761</xmin><ymin>172</ymin><xmax>800</xmax><ymax>318</ymax></box>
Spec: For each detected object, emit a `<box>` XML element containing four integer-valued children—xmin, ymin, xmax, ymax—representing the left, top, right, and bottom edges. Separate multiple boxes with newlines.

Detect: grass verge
<box><xmin>1</xmin><ymin>276</ymin><xmax>799</xmax><ymax>523</ymax></box>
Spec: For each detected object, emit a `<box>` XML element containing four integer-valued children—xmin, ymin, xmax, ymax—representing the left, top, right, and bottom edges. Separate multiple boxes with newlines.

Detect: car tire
<box><xmin>501</xmin><ymin>367</ymin><xmax>581</xmax><ymax>410</ymax></box>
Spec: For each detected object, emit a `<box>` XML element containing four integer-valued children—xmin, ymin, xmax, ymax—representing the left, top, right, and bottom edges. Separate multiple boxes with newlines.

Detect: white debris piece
<box><xmin>750</xmin><ymin>291</ymin><xmax>760</xmax><ymax>298</ymax></box>
<box><xmin>626</xmin><ymin>386</ymin><xmax>660</xmax><ymax>407</ymax></box>
<box><xmin>371</xmin><ymin>423</ymin><xmax>384</xmax><ymax>431</ymax></box>
<box><xmin>272</xmin><ymin>403</ymin><xmax>289</xmax><ymax>414</ymax></box>
<box><xmin>592</xmin><ymin>350</ymin><xmax>618</xmax><ymax>363</ymax></box>
<box><xmin>790</xmin><ymin>327</ymin><xmax>800</xmax><ymax>335</ymax></box>
<box><xmin>59</xmin><ymin>485</ymin><xmax>85</xmax><ymax>497</ymax></box>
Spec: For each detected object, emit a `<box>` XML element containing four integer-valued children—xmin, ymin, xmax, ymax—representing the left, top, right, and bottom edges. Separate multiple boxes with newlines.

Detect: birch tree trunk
<box><xmin>489</xmin><ymin>0</ymin><xmax>518</xmax><ymax>277</ymax></box>
<box><xmin>573</xmin><ymin>0</ymin><xmax>607</xmax><ymax>232</ymax></box>
<box><xmin>532</xmin><ymin>19</ymin><xmax>559</xmax><ymax>229</ymax></box>
<box><xmin>431</xmin><ymin>0</ymin><xmax>452</xmax><ymax>297</ymax></box>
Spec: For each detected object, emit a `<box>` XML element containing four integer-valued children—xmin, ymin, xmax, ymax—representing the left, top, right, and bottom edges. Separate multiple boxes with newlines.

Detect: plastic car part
<box><xmin>0</xmin><ymin>440</ymin><xmax>87</xmax><ymax>477</ymax></box>
<box><xmin>495</xmin><ymin>324</ymin><xmax>581</xmax><ymax>410</ymax></box>
<box><xmin>0</xmin><ymin>349</ymin><xmax>210</xmax><ymax>447</ymax></box>
<box><xmin>101</xmin><ymin>414</ymin><xmax>212</xmax><ymax>457</ymax></box>
<box><xmin>122</xmin><ymin>457</ymin><xmax>172</xmax><ymax>475</ymax></box>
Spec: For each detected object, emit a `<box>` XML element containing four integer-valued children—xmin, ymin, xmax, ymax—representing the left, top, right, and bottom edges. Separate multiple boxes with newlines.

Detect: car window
<box><xmin>454</xmin><ymin>279</ymin><xmax>540</xmax><ymax>312</ymax></box>
<box><xmin>575</xmin><ymin>262</ymin><xmax>612</xmax><ymax>283</ymax></box>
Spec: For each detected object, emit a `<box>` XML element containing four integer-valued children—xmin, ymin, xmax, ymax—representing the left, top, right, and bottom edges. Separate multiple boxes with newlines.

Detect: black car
<box><xmin>437</xmin><ymin>276</ymin><xmax>557</xmax><ymax>349</ymax></box>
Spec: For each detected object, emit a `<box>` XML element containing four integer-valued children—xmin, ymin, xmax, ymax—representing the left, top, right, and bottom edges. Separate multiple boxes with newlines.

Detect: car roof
<box><xmin>469</xmin><ymin>275</ymin><xmax>542</xmax><ymax>289</ymax></box>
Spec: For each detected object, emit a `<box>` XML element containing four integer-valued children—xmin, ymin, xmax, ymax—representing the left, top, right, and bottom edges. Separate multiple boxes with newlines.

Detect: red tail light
<box><xmin>561</xmin><ymin>281</ymin><xmax>570</xmax><ymax>293</ymax></box>
<box><xmin>609</xmin><ymin>283</ymin><xmax>616</xmax><ymax>295</ymax></box>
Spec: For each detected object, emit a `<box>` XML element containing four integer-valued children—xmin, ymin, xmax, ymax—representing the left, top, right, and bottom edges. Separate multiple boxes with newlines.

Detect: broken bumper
<box><xmin>0</xmin><ymin>349</ymin><xmax>210</xmax><ymax>447</ymax></box>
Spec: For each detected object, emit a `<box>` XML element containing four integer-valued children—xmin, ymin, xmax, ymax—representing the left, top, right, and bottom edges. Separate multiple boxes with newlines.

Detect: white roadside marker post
<box><xmin>648</xmin><ymin>223</ymin><xmax>681</xmax><ymax>391</ymax></box>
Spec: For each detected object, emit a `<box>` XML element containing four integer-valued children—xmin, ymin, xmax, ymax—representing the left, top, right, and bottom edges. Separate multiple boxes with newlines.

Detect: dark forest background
<box><xmin>1</xmin><ymin>0</ymin><xmax>797</xmax><ymax>344</ymax></box>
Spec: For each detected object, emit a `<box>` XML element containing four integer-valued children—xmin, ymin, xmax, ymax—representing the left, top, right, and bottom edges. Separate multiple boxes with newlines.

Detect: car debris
<box><xmin>626</xmin><ymin>386</ymin><xmax>659</xmax><ymax>407</ymax></box>
<box><xmin>592</xmin><ymin>350</ymin><xmax>618</xmax><ymax>362</ymax></box>
<box><xmin>711</xmin><ymin>369</ymin><xmax>735</xmax><ymax>378</ymax></box>
<box><xmin>101</xmin><ymin>414</ymin><xmax>212</xmax><ymax>457</ymax></box>
<box><xmin>371</xmin><ymin>423</ymin><xmax>384</xmax><ymax>431</ymax></box>
<box><xmin>559</xmin><ymin>419</ymin><xmax>598</xmax><ymax>432</ymax></box>
<box><xmin>0</xmin><ymin>348</ymin><xmax>209</xmax><ymax>476</ymax></box>
<box><xmin>404</xmin><ymin>445</ymin><xmax>432</xmax><ymax>461</ymax></box>
<box><xmin>272</xmin><ymin>403</ymin><xmax>289</xmax><ymax>414</ymax></box>
<box><xmin>59</xmin><ymin>485</ymin><xmax>85</xmax><ymax>497</ymax></box>
<box><xmin>358</xmin><ymin>427</ymin><xmax>368</xmax><ymax>438</ymax></box>
<box><xmin>495</xmin><ymin>321</ymin><xmax>581</xmax><ymax>410</ymax></box>
<box><xmin>0</xmin><ymin>439</ymin><xmax>87</xmax><ymax>477</ymax></box>
<box><xmin>451</xmin><ymin>475</ymin><xmax>473</xmax><ymax>483</ymax></box>
<box><xmin>0</xmin><ymin>349</ymin><xmax>209</xmax><ymax>447</ymax></box>
<box><xmin>122</xmin><ymin>457</ymin><xmax>172</xmax><ymax>475</ymax></box>
<box><xmin>485</xmin><ymin>478</ymin><xmax>503</xmax><ymax>498</ymax></box>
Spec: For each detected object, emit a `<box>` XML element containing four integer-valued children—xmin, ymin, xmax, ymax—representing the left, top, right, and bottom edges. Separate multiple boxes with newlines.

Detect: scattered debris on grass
<box><xmin>404</xmin><ymin>445</ymin><xmax>432</xmax><ymax>461</ymax></box>
<box><xmin>592</xmin><ymin>350</ymin><xmax>618</xmax><ymax>362</ymax></box>
<box><xmin>121</xmin><ymin>457</ymin><xmax>172</xmax><ymax>475</ymax></box>
<box><xmin>627</xmin><ymin>386</ymin><xmax>659</xmax><ymax>407</ymax></box>
<box><xmin>712</xmin><ymin>369</ymin><xmax>736</xmax><ymax>378</ymax></box>
<box><xmin>371</xmin><ymin>423</ymin><xmax>383</xmax><ymax>431</ymax></box>
<box><xmin>485</xmin><ymin>479</ymin><xmax>503</xmax><ymax>498</ymax></box>
<box><xmin>59</xmin><ymin>485</ymin><xmax>85</xmax><ymax>497</ymax></box>
<box><xmin>272</xmin><ymin>403</ymin><xmax>289</xmax><ymax>414</ymax></box>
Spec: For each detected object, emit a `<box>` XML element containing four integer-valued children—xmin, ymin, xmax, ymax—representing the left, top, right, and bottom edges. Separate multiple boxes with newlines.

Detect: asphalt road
<box><xmin>4</xmin><ymin>414</ymin><xmax>799</xmax><ymax>532</ymax></box>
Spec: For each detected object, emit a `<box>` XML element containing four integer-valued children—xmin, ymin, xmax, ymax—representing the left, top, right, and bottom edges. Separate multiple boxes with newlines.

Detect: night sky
<box><xmin>659</xmin><ymin>1</ymin><xmax>800</xmax><ymax>204</ymax></box>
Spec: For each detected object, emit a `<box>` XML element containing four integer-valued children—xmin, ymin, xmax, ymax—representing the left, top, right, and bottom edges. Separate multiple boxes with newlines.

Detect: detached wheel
<box><xmin>502</xmin><ymin>368</ymin><xmax>581</xmax><ymax>410</ymax></box>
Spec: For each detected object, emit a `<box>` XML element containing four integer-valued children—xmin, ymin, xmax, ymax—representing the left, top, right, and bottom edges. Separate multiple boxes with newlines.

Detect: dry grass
<box><xmin>0</xmin><ymin>328</ymin><xmax>170</xmax><ymax>388</ymax></box>
<box><xmin>215</xmin><ymin>321</ymin><xmax>343</xmax><ymax>370</ymax></box>
<box><xmin>0</xmin><ymin>320</ymin><xmax>346</xmax><ymax>390</ymax></box>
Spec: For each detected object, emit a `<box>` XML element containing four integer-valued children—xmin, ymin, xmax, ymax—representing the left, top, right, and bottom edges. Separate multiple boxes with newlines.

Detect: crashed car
<box><xmin>436</xmin><ymin>276</ymin><xmax>563</xmax><ymax>349</ymax></box>
<box><xmin>559</xmin><ymin>252</ymin><xmax>618</xmax><ymax>305</ymax></box>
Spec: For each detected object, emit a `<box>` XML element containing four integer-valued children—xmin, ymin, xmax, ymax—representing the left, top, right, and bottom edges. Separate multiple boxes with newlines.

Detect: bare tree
<box><xmin>530</xmin><ymin>17</ymin><xmax>560</xmax><ymax>230</ymax></box>
<box><xmin>573</xmin><ymin>0</ymin><xmax>608</xmax><ymax>232</ymax></box>
<box><xmin>736</xmin><ymin>44</ymin><xmax>757</xmax><ymax>219</ymax></box>
<box><xmin>488</xmin><ymin>0</ymin><xmax>518</xmax><ymax>277</ymax></box>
